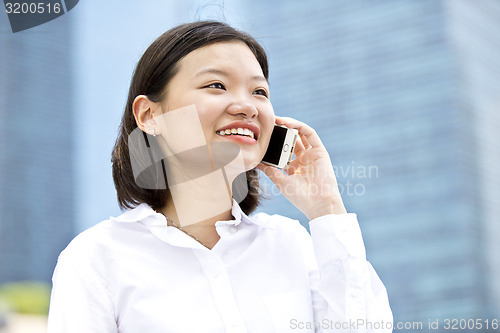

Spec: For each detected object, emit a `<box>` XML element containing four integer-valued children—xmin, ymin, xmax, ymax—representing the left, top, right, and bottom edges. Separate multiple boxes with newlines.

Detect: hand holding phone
<box><xmin>258</xmin><ymin>117</ymin><xmax>347</xmax><ymax>217</ymax></box>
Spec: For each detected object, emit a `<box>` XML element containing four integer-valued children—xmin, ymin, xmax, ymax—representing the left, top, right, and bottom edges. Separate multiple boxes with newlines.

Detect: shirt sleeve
<box><xmin>46</xmin><ymin>250</ymin><xmax>118</xmax><ymax>333</ymax></box>
<box><xmin>306</xmin><ymin>213</ymin><xmax>393</xmax><ymax>333</ymax></box>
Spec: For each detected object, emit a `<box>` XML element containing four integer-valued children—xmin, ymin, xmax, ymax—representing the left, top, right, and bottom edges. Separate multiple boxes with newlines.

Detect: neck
<box><xmin>158</xmin><ymin>147</ymin><xmax>247</xmax><ymax>248</ymax></box>
<box><xmin>160</xmin><ymin>189</ymin><xmax>234</xmax><ymax>250</ymax></box>
<box><xmin>161</xmin><ymin>193</ymin><xmax>234</xmax><ymax>226</ymax></box>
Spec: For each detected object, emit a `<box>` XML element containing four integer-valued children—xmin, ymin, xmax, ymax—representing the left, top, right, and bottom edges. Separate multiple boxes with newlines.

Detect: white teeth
<box><xmin>217</xmin><ymin>128</ymin><xmax>256</xmax><ymax>139</ymax></box>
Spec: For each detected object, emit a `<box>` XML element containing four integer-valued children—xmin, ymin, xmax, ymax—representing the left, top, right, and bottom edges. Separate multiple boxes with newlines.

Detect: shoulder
<box><xmin>59</xmin><ymin>204</ymin><xmax>158</xmax><ymax>261</ymax></box>
<box><xmin>251</xmin><ymin>211</ymin><xmax>300</xmax><ymax>227</ymax></box>
<box><xmin>58</xmin><ymin>216</ymin><xmax>149</xmax><ymax>265</ymax></box>
<box><xmin>250</xmin><ymin>211</ymin><xmax>312</xmax><ymax>244</ymax></box>
<box><xmin>58</xmin><ymin>220</ymin><xmax>117</xmax><ymax>262</ymax></box>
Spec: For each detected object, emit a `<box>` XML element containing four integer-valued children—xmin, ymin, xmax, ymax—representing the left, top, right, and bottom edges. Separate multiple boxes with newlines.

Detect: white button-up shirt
<box><xmin>47</xmin><ymin>200</ymin><xmax>393</xmax><ymax>332</ymax></box>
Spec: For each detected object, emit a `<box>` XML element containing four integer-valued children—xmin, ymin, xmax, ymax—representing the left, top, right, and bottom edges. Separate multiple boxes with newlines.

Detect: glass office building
<box><xmin>0</xmin><ymin>15</ymin><xmax>75</xmax><ymax>283</ymax></box>
<box><xmin>245</xmin><ymin>0</ymin><xmax>500</xmax><ymax>326</ymax></box>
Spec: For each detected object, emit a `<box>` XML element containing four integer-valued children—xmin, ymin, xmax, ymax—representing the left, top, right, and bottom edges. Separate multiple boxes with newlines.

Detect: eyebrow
<box><xmin>195</xmin><ymin>68</ymin><xmax>268</xmax><ymax>83</ymax></box>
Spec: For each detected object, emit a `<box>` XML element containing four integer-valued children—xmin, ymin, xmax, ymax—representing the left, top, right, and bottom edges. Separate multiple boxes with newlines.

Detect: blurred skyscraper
<box><xmin>245</xmin><ymin>0</ymin><xmax>500</xmax><ymax>328</ymax></box>
<box><xmin>0</xmin><ymin>15</ymin><xmax>74</xmax><ymax>283</ymax></box>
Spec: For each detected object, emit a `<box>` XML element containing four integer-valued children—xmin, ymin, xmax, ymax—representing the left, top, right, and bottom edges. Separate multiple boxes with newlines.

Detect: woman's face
<box><xmin>159</xmin><ymin>41</ymin><xmax>275</xmax><ymax>170</ymax></box>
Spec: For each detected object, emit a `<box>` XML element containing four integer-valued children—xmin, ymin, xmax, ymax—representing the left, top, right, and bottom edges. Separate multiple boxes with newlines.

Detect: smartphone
<box><xmin>261</xmin><ymin>125</ymin><xmax>298</xmax><ymax>169</ymax></box>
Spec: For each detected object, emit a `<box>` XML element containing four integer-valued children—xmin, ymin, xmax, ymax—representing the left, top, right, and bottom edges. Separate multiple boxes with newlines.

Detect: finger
<box><xmin>275</xmin><ymin>116</ymin><xmax>323</xmax><ymax>148</ymax></box>
<box><xmin>292</xmin><ymin>135</ymin><xmax>306</xmax><ymax>155</ymax></box>
<box><xmin>284</xmin><ymin>161</ymin><xmax>297</xmax><ymax>175</ymax></box>
<box><xmin>274</xmin><ymin>116</ymin><xmax>313</xmax><ymax>150</ymax></box>
<box><xmin>288</xmin><ymin>151</ymin><xmax>303</xmax><ymax>167</ymax></box>
<box><xmin>257</xmin><ymin>163</ymin><xmax>287</xmax><ymax>188</ymax></box>
<box><xmin>299</xmin><ymin>132</ymin><xmax>312</xmax><ymax>149</ymax></box>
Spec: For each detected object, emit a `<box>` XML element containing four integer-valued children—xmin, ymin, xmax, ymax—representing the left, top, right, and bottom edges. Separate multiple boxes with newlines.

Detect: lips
<box><xmin>215</xmin><ymin>121</ymin><xmax>260</xmax><ymax>140</ymax></box>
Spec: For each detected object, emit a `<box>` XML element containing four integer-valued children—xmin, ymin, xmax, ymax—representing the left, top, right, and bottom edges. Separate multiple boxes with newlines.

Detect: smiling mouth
<box><xmin>217</xmin><ymin>127</ymin><xmax>256</xmax><ymax>139</ymax></box>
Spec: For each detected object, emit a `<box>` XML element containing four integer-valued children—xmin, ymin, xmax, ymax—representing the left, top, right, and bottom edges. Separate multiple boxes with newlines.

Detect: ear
<box><xmin>132</xmin><ymin>95</ymin><xmax>162</xmax><ymax>135</ymax></box>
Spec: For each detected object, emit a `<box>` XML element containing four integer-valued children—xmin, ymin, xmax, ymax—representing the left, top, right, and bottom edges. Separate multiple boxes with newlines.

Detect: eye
<box><xmin>205</xmin><ymin>82</ymin><xmax>226</xmax><ymax>90</ymax></box>
<box><xmin>253</xmin><ymin>88</ymin><xmax>269</xmax><ymax>98</ymax></box>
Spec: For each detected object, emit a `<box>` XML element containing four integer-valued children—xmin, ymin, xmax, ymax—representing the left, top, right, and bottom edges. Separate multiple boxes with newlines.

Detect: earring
<box><xmin>146</xmin><ymin>127</ymin><xmax>156</xmax><ymax>136</ymax></box>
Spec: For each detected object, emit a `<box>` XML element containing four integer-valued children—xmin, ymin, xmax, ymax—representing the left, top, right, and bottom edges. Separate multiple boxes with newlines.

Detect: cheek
<box><xmin>199</xmin><ymin>115</ymin><xmax>223</xmax><ymax>145</ymax></box>
<box><xmin>261</xmin><ymin>106</ymin><xmax>275</xmax><ymax>140</ymax></box>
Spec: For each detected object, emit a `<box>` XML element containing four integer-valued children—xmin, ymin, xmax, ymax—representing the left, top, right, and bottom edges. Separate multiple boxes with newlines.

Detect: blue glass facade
<box><xmin>238</xmin><ymin>0</ymin><xmax>500</xmax><ymax>326</ymax></box>
<box><xmin>0</xmin><ymin>14</ymin><xmax>75</xmax><ymax>283</ymax></box>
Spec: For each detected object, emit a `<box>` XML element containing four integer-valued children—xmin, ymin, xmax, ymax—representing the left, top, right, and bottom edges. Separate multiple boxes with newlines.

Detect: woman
<box><xmin>47</xmin><ymin>21</ymin><xmax>393</xmax><ymax>332</ymax></box>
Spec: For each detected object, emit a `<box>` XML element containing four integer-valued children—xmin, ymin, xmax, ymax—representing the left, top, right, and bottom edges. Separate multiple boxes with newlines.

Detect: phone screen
<box><xmin>262</xmin><ymin>125</ymin><xmax>288</xmax><ymax>165</ymax></box>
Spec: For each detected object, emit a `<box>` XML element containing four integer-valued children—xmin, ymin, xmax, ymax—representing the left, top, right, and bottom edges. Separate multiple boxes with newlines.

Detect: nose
<box><xmin>226</xmin><ymin>100</ymin><xmax>258</xmax><ymax>119</ymax></box>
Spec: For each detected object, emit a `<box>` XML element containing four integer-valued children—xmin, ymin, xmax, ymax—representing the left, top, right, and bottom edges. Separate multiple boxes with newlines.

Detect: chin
<box><xmin>244</xmin><ymin>160</ymin><xmax>260</xmax><ymax>171</ymax></box>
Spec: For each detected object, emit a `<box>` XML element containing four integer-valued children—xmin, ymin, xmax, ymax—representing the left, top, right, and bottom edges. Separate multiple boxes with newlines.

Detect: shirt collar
<box><xmin>109</xmin><ymin>203</ymin><xmax>164</xmax><ymax>224</ymax></box>
<box><xmin>222</xmin><ymin>199</ymin><xmax>273</xmax><ymax>229</ymax></box>
<box><xmin>109</xmin><ymin>199</ymin><xmax>271</xmax><ymax>229</ymax></box>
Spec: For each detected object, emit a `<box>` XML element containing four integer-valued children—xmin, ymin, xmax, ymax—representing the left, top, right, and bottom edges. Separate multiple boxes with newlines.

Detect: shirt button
<box><xmin>229</xmin><ymin>226</ymin><xmax>237</xmax><ymax>233</ymax></box>
<box><xmin>211</xmin><ymin>268</ymin><xmax>221</xmax><ymax>277</ymax></box>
